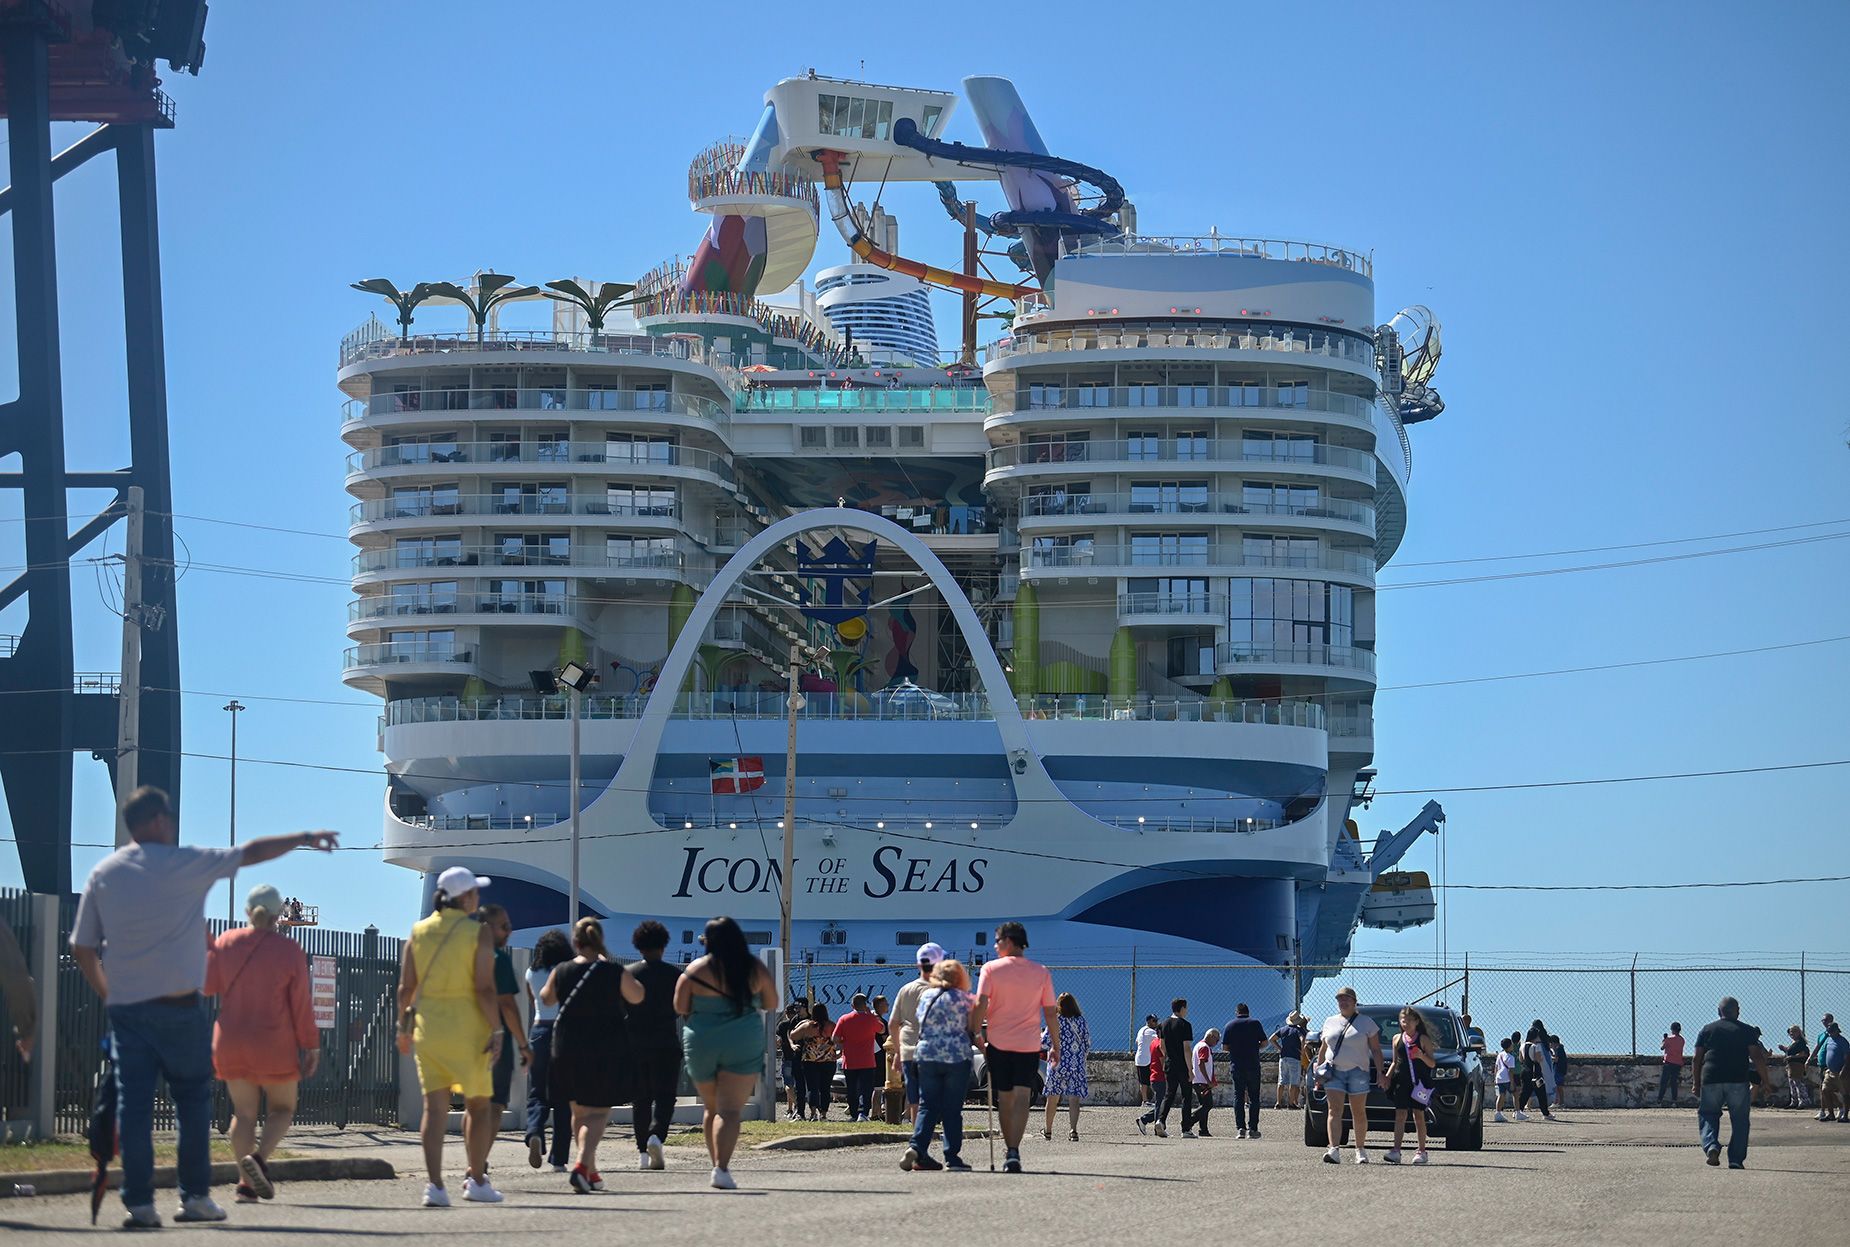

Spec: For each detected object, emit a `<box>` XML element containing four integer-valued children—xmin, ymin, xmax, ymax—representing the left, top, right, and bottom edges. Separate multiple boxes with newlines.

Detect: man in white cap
<box><xmin>888</xmin><ymin>942</ymin><xmax>947</xmax><ymax>1125</ymax></box>
<box><xmin>71</xmin><ymin>785</ymin><xmax>337</xmax><ymax>1229</ymax></box>
<box><xmin>397</xmin><ymin>866</ymin><xmax>503</xmax><ymax>1207</ymax></box>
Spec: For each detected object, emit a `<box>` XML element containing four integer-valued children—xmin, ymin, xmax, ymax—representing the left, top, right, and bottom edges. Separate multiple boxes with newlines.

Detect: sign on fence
<box><xmin>311</xmin><ymin>955</ymin><xmax>338</xmax><ymax>1029</ymax></box>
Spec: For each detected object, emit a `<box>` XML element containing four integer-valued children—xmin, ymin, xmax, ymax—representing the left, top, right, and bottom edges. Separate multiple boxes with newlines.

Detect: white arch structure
<box><xmin>606</xmin><ymin>508</ymin><xmax>1063</xmax><ymax>823</ymax></box>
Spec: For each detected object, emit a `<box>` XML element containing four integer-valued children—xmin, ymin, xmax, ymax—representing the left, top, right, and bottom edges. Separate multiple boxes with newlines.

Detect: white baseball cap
<box><xmin>246</xmin><ymin>883</ymin><xmax>283</xmax><ymax>917</ymax></box>
<box><xmin>435</xmin><ymin>866</ymin><xmax>491</xmax><ymax>898</ymax></box>
<box><xmin>916</xmin><ymin>942</ymin><xmax>947</xmax><ymax>966</ymax></box>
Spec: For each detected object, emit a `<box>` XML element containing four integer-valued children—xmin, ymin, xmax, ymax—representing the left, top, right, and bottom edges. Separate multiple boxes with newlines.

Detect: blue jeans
<box><xmin>524</xmin><ymin>1022</ymin><xmax>570</xmax><ymax>1166</ymax></box>
<box><xmin>910</xmin><ymin>1060</ymin><xmax>970</xmax><ymax>1159</ymax></box>
<box><xmin>844</xmin><ymin>1067</ymin><xmax>877</xmax><ymax>1119</ymax></box>
<box><xmin>1698</xmin><ymin>1081</ymin><xmax>1751</xmax><ymax>1165</ymax></box>
<box><xmin>109</xmin><ymin>998</ymin><xmax>215</xmax><ymax>1210</ymax></box>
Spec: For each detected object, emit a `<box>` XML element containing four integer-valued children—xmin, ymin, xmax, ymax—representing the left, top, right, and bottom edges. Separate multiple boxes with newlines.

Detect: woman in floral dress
<box><xmin>1042</xmin><ymin>993</ymin><xmax>1092</xmax><ymax>1140</ymax></box>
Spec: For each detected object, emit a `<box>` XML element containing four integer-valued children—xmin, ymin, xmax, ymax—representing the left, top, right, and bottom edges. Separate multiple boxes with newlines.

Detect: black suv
<box><xmin>1301</xmin><ymin>1004</ymin><xmax>1486</xmax><ymax>1150</ymax></box>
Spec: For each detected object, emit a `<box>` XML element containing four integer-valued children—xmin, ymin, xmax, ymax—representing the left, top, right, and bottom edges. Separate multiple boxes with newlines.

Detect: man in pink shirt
<box><xmin>975</xmin><ymin>921</ymin><xmax>1057</xmax><ymax>1173</ymax></box>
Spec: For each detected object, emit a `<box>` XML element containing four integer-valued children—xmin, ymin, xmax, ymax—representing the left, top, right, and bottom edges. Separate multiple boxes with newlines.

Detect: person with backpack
<box><xmin>1517</xmin><ymin>1022</ymin><xmax>1557</xmax><ymax>1121</ymax></box>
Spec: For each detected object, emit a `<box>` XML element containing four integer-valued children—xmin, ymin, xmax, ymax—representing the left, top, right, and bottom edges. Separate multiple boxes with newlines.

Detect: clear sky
<box><xmin>2</xmin><ymin>2</ymin><xmax>1845</xmax><ymax>961</ymax></box>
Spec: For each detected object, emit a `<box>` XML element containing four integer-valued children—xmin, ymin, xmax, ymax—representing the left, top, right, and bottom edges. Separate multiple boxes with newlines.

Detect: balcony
<box><xmin>349</xmin><ymin>495</ymin><xmax>681</xmax><ymax>526</ymax></box>
<box><xmin>1016</xmin><ymin>491</ymin><xmax>1375</xmax><ymax>527</ymax></box>
<box><xmin>986</xmin><ymin>323</ymin><xmax>1377</xmax><ymax>367</ymax></box>
<box><xmin>347</xmin><ymin>593</ymin><xmax>593</xmax><ymax>626</ymax></box>
<box><xmin>1216</xmin><ymin>642</ymin><xmax>1377</xmax><ymax>676</ymax></box>
<box><xmin>343</xmin><ymin>641</ymin><xmax>479</xmax><ymax>671</ymax></box>
<box><xmin>379</xmin><ymin>691</ymin><xmax>1328</xmax><ymax>730</ymax></box>
<box><xmin>338</xmin><ymin>329</ymin><xmax>738</xmax><ymax>377</ymax></box>
<box><xmin>340</xmin><ymin>386</ymin><xmax>730</xmax><ymax>433</ymax></box>
<box><xmin>1023</xmin><ymin>543</ymin><xmax>1375</xmax><ymax>577</ymax></box>
<box><xmin>990</xmin><ymin>436</ymin><xmax>1375</xmax><ymax>477</ymax></box>
<box><xmin>1057</xmin><ymin>232</ymin><xmax>1372</xmax><ymax>276</ymax></box>
<box><xmin>346</xmin><ymin>440</ymin><xmax>735</xmax><ymax>485</ymax></box>
<box><xmin>739</xmin><ymin>386</ymin><xmax>988</xmax><ymax>414</ymax></box>
<box><xmin>1117</xmin><ymin>592</ymin><xmax>1228</xmax><ymax>623</ymax></box>
<box><xmin>988</xmin><ymin>387</ymin><xmax>1377</xmax><ymax>425</ymax></box>
<box><xmin>353</xmin><ymin>545</ymin><xmax>685</xmax><ymax>578</ymax></box>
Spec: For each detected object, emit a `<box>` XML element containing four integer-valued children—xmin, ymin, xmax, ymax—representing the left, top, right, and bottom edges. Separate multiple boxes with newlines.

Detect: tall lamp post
<box><xmin>223</xmin><ymin>699</ymin><xmax>245</xmax><ymax>923</ymax></box>
<box><xmin>557</xmin><ymin>661</ymin><xmax>597</xmax><ymax>924</ymax></box>
<box><xmin>778</xmin><ymin>642</ymin><xmax>827</xmax><ymax>980</ymax></box>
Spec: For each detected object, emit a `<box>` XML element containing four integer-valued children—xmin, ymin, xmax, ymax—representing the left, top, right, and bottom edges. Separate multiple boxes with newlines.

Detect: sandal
<box><xmin>1068</xmin><ymin>1130</ymin><xmax>1079</xmax><ymax>1141</ymax></box>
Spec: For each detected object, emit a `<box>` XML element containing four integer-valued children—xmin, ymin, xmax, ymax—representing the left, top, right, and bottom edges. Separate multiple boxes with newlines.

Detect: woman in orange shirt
<box><xmin>206</xmin><ymin>884</ymin><xmax>320</xmax><ymax>1203</ymax></box>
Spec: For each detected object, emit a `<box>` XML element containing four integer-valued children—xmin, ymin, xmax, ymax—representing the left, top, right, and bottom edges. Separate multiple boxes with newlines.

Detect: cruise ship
<box><xmin>339</xmin><ymin>73</ymin><xmax>1448</xmax><ymax>1018</ymax></box>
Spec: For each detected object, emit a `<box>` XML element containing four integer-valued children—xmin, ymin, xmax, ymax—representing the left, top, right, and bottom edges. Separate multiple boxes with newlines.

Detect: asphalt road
<box><xmin>3</xmin><ymin>1107</ymin><xmax>1843</xmax><ymax>1243</ymax></box>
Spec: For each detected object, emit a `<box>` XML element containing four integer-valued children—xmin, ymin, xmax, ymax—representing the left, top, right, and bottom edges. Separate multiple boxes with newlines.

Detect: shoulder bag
<box><xmin>1402</xmin><ymin>1036</ymin><xmax>1435</xmax><ymax>1106</ymax></box>
<box><xmin>1313</xmin><ymin>1017</ymin><xmax>1361</xmax><ymax>1086</ymax></box>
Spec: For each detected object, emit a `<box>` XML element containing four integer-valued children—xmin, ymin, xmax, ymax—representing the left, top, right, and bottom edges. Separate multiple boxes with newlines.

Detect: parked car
<box><xmin>1302</xmin><ymin>1004</ymin><xmax>1486</xmax><ymax>1150</ymax></box>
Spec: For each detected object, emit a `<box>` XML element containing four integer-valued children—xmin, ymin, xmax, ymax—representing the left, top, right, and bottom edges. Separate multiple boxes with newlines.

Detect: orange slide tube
<box><xmin>814</xmin><ymin>150</ymin><xmax>1035</xmax><ymax>301</ymax></box>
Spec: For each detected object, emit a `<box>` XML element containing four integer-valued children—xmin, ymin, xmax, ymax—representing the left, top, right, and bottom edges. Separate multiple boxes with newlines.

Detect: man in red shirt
<box><xmin>832</xmin><ymin>994</ymin><xmax>885</xmax><ymax>1121</ymax></box>
<box><xmin>975</xmin><ymin>921</ymin><xmax>1058</xmax><ymax>1174</ymax></box>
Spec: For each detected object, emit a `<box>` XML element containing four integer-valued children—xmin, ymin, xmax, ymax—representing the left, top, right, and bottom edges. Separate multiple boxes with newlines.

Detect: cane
<box><xmin>982</xmin><ymin>1024</ymin><xmax>997</xmax><ymax>1172</ymax></box>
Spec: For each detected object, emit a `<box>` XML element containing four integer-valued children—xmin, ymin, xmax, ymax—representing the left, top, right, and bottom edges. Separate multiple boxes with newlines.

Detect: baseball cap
<box><xmin>916</xmin><ymin>942</ymin><xmax>947</xmax><ymax>966</ymax></box>
<box><xmin>435</xmin><ymin>866</ymin><xmax>491</xmax><ymax>897</ymax></box>
<box><xmin>246</xmin><ymin>883</ymin><xmax>283</xmax><ymax>917</ymax></box>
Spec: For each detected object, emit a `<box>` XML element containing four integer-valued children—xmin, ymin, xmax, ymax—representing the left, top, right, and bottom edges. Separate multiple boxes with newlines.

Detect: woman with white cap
<box><xmin>205</xmin><ymin>883</ymin><xmax>319</xmax><ymax>1204</ymax></box>
<box><xmin>396</xmin><ymin>867</ymin><xmax>503</xmax><ymax>1207</ymax></box>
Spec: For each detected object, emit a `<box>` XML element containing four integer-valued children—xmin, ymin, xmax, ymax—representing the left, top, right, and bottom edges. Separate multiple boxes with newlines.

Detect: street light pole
<box><xmin>779</xmin><ymin>642</ymin><xmax>801</xmax><ymax>978</ymax></box>
<box><xmin>224</xmin><ymin>699</ymin><xmax>245</xmax><ymax>924</ymax></box>
<box><xmin>569</xmin><ymin>682</ymin><xmax>582</xmax><ymax>925</ymax></box>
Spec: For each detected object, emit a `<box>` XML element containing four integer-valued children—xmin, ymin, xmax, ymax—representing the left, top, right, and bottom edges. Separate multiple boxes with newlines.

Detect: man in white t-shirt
<box><xmin>1189</xmin><ymin>1028</ymin><xmax>1221</xmax><ymax>1136</ymax></box>
<box><xmin>1133</xmin><ymin>1014</ymin><xmax>1160</xmax><ymax>1108</ymax></box>
<box><xmin>888</xmin><ymin>942</ymin><xmax>947</xmax><ymax>1124</ymax></box>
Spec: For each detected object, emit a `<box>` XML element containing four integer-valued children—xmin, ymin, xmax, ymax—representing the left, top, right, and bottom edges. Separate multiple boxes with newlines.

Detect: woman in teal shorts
<box><xmin>673</xmin><ymin>916</ymin><xmax>780</xmax><ymax>1190</ymax></box>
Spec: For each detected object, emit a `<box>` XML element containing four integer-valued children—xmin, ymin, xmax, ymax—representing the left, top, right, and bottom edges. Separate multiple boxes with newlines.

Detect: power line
<box><xmin>1376</xmin><ymin>531</ymin><xmax>1850</xmax><ymax>590</ymax></box>
<box><xmin>1390</xmin><ymin>516</ymin><xmax>1850</xmax><ymax>568</ymax></box>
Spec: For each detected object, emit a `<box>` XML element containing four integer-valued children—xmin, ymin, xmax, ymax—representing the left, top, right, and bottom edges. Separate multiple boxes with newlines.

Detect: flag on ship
<box><xmin>709</xmin><ymin>756</ymin><xmax>765</xmax><ymax>794</ymax></box>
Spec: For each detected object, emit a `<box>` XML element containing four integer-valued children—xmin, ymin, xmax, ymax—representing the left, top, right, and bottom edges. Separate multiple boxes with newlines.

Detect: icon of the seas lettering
<box><xmin>863</xmin><ymin>845</ymin><xmax>986</xmax><ymax>898</ymax></box>
<box><xmin>671</xmin><ymin>847</ymin><xmax>787</xmax><ymax>898</ymax></box>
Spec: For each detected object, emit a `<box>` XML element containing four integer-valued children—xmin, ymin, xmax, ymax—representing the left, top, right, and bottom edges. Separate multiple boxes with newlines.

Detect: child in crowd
<box><xmin>1493</xmin><ymin>1037</ymin><xmax>1517</xmax><ymax>1122</ymax></box>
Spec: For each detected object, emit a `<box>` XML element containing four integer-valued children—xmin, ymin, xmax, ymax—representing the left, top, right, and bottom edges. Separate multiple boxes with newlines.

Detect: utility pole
<box><xmin>114</xmin><ymin>486</ymin><xmax>145</xmax><ymax>845</ymax></box>
<box><xmin>224</xmin><ymin>700</ymin><xmax>244</xmax><ymax>922</ymax></box>
<box><xmin>779</xmin><ymin>642</ymin><xmax>802</xmax><ymax>977</ymax></box>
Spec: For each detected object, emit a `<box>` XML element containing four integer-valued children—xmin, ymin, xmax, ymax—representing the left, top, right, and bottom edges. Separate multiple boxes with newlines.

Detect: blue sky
<box><xmin>2</xmin><ymin>2</ymin><xmax>1846</xmax><ymax>961</ymax></box>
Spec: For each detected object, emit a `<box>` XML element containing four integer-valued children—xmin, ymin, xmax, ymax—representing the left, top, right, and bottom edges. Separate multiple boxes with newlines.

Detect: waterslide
<box><xmin>669</xmin><ymin>76</ymin><xmax>1122</xmax><ymax>308</ymax></box>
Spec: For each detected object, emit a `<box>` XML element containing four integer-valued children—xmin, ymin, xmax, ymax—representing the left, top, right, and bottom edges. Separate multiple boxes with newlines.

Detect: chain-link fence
<box><xmin>783</xmin><ymin>956</ymin><xmax>1848</xmax><ymax>1057</ymax></box>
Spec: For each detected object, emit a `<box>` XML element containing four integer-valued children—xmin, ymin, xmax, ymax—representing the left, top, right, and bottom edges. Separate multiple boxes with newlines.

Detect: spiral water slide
<box><xmin>815</xmin><ymin>76</ymin><xmax>1122</xmax><ymax>295</ymax></box>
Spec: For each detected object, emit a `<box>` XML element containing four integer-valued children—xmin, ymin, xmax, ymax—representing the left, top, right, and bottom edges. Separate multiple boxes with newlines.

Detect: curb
<box><xmin>753</xmin><ymin>1129</ymin><xmax>998</xmax><ymax>1152</ymax></box>
<box><xmin>2</xmin><ymin>1157</ymin><xmax>397</xmax><ymax>1199</ymax></box>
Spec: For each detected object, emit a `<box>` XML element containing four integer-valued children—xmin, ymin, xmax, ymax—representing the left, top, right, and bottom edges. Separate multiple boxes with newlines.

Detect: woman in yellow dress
<box><xmin>396</xmin><ymin>867</ymin><xmax>503</xmax><ymax>1207</ymax></box>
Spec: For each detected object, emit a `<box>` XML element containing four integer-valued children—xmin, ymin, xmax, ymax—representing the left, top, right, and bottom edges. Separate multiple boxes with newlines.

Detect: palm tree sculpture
<box><xmin>350</xmin><ymin>278</ymin><xmax>437</xmax><ymax>342</ymax></box>
<box><xmin>425</xmin><ymin>273</ymin><xmax>541</xmax><ymax>345</ymax></box>
<box><xmin>542</xmin><ymin>279</ymin><xmax>639</xmax><ymax>346</ymax></box>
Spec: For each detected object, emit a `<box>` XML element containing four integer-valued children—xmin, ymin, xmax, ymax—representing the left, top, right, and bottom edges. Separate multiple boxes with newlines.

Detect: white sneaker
<box><xmin>1354</xmin><ymin>1148</ymin><xmax>1370</xmax><ymax>1164</ymax></box>
<box><xmin>1514</xmin><ymin>1110</ymin><xmax>1530</xmax><ymax>1121</ymax></box>
<box><xmin>1412</xmin><ymin>1150</ymin><xmax>1429</xmax><ymax>1165</ymax></box>
<box><xmin>710</xmin><ymin>1167</ymin><xmax>736</xmax><ymax>1190</ymax></box>
<box><xmin>174</xmin><ymin>1195</ymin><xmax>227</xmax><ymax>1223</ymax></box>
<box><xmin>1181</xmin><ymin>1129</ymin><xmax>1196</xmax><ymax>1139</ymax></box>
<box><xmin>462</xmin><ymin>1175</ymin><xmax>503</xmax><ymax>1203</ymax></box>
<box><xmin>1494</xmin><ymin>1111</ymin><xmax>1508</xmax><ymax>1123</ymax></box>
<box><xmin>1153</xmin><ymin>1122</ymin><xmax>1167</xmax><ymax>1138</ymax></box>
<box><xmin>638</xmin><ymin>1152</ymin><xmax>653</xmax><ymax>1169</ymax></box>
<box><xmin>1323</xmin><ymin>1146</ymin><xmax>1341</xmax><ymax>1164</ymax></box>
<box><xmin>647</xmin><ymin>1135</ymin><xmax>665</xmax><ymax>1170</ymax></box>
<box><xmin>422</xmin><ymin>1183</ymin><xmax>450</xmax><ymax>1208</ymax></box>
<box><xmin>1383</xmin><ymin>1147</ymin><xmax>1402</xmax><ymax>1164</ymax></box>
<box><xmin>122</xmin><ymin>1204</ymin><xmax>162</xmax><ymax>1230</ymax></box>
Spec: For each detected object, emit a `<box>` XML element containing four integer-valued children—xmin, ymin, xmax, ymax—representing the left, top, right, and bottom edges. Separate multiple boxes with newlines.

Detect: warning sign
<box><xmin>311</xmin><ymin>956</ymin><xmax>337</xmax><ymax>1030</ymax></box>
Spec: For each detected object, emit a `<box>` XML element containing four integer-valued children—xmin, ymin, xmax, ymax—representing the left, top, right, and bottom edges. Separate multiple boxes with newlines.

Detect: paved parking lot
<box><xmin>3</xmin><ymin>1107</ymin><xmax>1842</xmax><ymax>1243</ymax></box>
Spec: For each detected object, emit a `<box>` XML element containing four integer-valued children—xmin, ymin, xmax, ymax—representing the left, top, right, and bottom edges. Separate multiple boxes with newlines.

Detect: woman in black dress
<box><xmin>539</xmin><ymin>917</ymin><xmax>643</xmax><ymax>1192</ymax></box>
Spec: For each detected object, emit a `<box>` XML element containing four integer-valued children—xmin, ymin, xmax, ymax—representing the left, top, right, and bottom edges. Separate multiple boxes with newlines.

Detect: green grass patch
<box><xmin>663</xmin><ymin>1117</ymin><xmax>908</xmax><ymax>1147</ymax></box>
<box><xmin>0</xmin><ymin>1137</ymin><xmax>293</xmax><ymax>1174</ymax></box>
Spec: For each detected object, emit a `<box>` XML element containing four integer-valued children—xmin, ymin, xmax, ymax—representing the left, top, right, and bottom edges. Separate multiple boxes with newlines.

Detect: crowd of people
<box><xmin>38</xmin><ymin>784</ymin><xmax>1848</xmax><ymax>1225</ymax></box>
